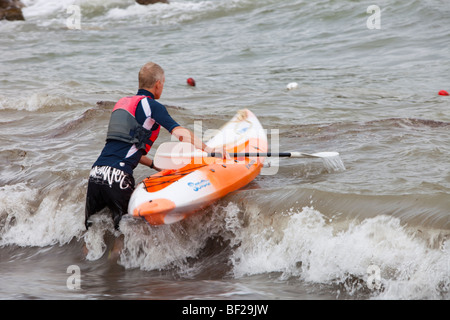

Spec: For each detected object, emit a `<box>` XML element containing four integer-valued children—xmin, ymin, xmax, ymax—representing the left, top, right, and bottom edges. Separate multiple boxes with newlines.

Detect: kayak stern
<box><xmin>132</xmin><ymin>198</ymin><xmax>177</xmax><ymax>225</ymax></box>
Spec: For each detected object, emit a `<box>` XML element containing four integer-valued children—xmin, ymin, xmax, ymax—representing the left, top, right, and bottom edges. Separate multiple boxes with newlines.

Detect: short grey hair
<box><xmin>138</xmin><ymin>62</ymin><xmax>165</xmax><ymax>89</ymax></box>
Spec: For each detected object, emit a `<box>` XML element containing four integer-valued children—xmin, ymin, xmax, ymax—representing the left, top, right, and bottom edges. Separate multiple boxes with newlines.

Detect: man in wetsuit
<box><xmin>85</xmin><ymin>62</ymin><xmax>225</xmax><ymax>230</ymax></box>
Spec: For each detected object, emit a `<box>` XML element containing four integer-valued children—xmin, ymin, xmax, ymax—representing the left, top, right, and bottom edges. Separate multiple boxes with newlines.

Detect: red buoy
<box><xmin>187</xmin><ymin>78</ymin><xmax>196</xmax><ymax>86</ymax></box>
<box><xmin>438</xmin><ymin>90</ymin><xmax>449</xmax><ymax>96</ymax></box>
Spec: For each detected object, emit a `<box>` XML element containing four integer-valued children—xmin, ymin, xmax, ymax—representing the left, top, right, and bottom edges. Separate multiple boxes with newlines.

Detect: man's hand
<box><xmin>205</xmin><ymin>145</ymin><xmax>230</xmax><ymax>160</ymax></box>
<box><xmin>140</xmin><ymin>155</ymin><xmax>161</xmax><ymax>171</ymax></box>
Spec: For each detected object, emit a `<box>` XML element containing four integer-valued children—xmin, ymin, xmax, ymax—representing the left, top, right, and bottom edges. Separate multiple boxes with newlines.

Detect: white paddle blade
<box><xmin>289</xmin><ymin>151</ymin><xmax>339</xmax><ymax>158</ymax></box>
<box><xmin>310</xmin><ymin>152</ymin><xmax>340</xmax><ymax>158</ymax></box>
<box><xmin>154</xmin><ymin>142</ymin><xmax>206</xmax><ymax>170</ymax></box>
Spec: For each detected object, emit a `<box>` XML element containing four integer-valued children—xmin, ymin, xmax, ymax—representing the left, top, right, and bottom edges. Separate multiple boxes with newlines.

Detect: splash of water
<box><xmin>321</xmin><ymin>154</ymin><xmax>346</xmax><ymax>173</ymax></box>
<box><xmin>230</xmin><ymin>206</ymin><xmax>450</xmax><ymax>299</ymax></box>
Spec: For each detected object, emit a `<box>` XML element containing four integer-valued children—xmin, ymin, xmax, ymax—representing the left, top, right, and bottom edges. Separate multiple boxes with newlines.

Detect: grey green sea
<box><xmin>0</xmin><ymin>0</ymin><xmax>449</xmax><ymax>300</ymax></box>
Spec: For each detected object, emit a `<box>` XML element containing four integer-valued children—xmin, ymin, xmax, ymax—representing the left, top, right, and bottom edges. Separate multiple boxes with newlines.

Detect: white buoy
<box><xmin>286</xmin><ymin>82</ymin><xmax>298</xmax><ymax>90</ymax></box>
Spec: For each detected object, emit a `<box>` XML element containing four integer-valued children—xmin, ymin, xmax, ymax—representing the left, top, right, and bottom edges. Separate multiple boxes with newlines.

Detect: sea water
<box><xmin>0</xmin><ymin>0</ymin><xmax>449</xmax><ymax>300</ymax></box>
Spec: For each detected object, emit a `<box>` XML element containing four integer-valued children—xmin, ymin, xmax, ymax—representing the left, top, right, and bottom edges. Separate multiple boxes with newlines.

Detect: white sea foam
<box><xmin>104</xmin><ymin>0</ymin><xmax>223</xmax><ymax>26</ymax></box>
<box><xmin>83</xmin><ymin>214</ymin><xmax>115</xmax><ymax>261</ymax></box>
<box><xmin>83</xmin><ymin>200</ymin><xmax>449</xmax><ymax>299</ymax></box>
<box><xmin>20</xmin><ymin>0</ymin><xmax>253</xmax><ymax>27</ymax></box>
<box><xmin>0</xmin><ymin>183</ymin><xmax>85</xmax><ymax>247</ymax></box>
<box><xmin>21</xmin><ymin>0</ymin><xmax>130</xmax><ymax>18</ymax></box>
<box><xmin>230</xmin><ymin>206</ymin><xmax>449</xmax><ymax>299</ymax></box>
<box><xmin>116</xmin><ymin>202</ymin><xmax>240</xmax><ymax>271</ymax></box>
<box><xmin>0</xmin><ymin>93</ymin><xmax>82</xmax><ymax>112</ymax></box>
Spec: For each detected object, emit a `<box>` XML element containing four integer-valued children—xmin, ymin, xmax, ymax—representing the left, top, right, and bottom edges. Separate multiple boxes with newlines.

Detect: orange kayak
<box><xmin>127</xmin><ymin>109</ymin><xmax>268</xmax><ymax>225</ymax></box>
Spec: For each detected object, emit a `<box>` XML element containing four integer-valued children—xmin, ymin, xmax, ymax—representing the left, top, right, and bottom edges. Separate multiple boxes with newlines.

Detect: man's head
<box><xmin>138</xmin><ymin>62</ymin><xmax>165</xmax><ymax>99</ymax></box>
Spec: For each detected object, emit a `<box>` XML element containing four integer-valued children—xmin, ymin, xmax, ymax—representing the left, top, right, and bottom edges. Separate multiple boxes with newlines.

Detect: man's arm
<box><xmin>171</xmin><ymin>126</ymin><xmax>210</xmax><ymax>152</ymax></box>
<box><xmin>139</xmin><ymin>127</ymin><xmax>206</xmax><ymax>170</ymax></box>
<box><xmin>139</xmin><ymin>155</ymin><xmax>154</xmax><ymax>168</ymax></box>
<box><xmin>139</xmin><ymin>126</ymin><xmax>228</xmax><ymax>171</ymax></box>
<box><xmin>171</xmin><ymin>126</ymin><xmax>229</xmax><ymax>159</ymax></box>
<box><xmin>145</xmin><ymin>100</ymin><xmax>221</xmax><ymax>154</ymax></box>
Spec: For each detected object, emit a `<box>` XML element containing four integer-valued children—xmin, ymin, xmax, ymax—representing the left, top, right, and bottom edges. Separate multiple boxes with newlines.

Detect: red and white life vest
<box><xmin>106</xmin><ymin>95</ymin><xmax>160</xmax><ymax>154</ymax></box>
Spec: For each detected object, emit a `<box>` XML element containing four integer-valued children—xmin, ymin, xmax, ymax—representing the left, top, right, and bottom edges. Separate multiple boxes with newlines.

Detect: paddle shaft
<box><xmin>208</xmin><ymin>152</ymin><xmax>319</xmax><ymax>158</ymax></box>
<box><xmin>153</xmin><ymin>142</ymin><xmax>341</xmax><ymax>171</ymax></box>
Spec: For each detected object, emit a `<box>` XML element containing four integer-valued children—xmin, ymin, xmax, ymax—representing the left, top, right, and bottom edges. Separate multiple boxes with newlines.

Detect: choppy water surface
<box><xmin>0</xmin><ymin>0</ymin><xmax>449</xmax><ymax>300</ymax></box>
